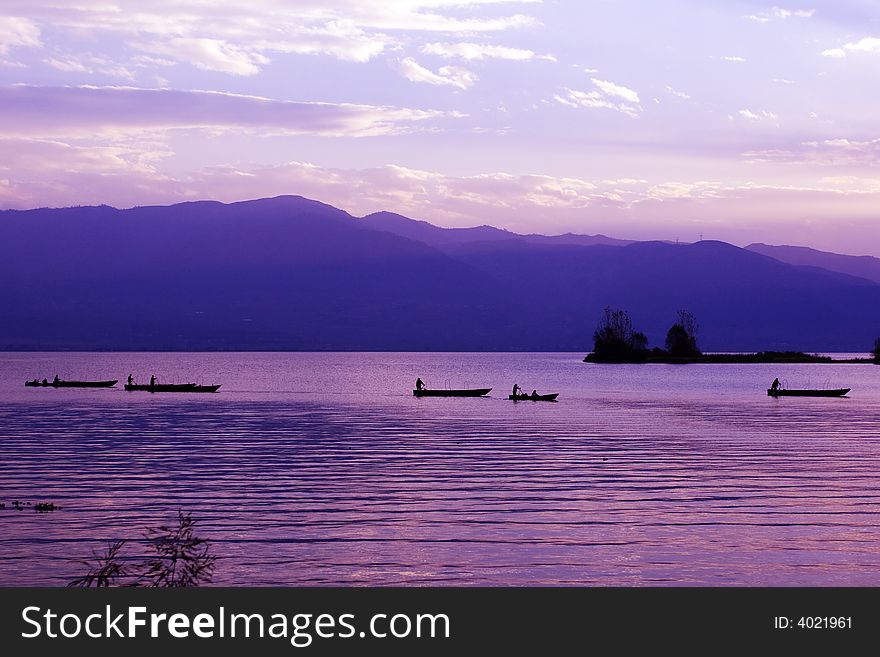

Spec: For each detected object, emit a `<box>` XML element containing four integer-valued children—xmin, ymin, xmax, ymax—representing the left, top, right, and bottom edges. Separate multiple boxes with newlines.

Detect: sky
<box><xmin>1</xmin><ymin>0</ymin><xmax>879</xmax><ymax>254</ymax></box>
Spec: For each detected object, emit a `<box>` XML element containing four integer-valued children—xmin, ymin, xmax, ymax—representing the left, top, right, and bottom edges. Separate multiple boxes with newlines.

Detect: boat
<box><xmin>767</xmin><ymin>388</ymin><xmax>850</xmax><ymax>397</ymax></box>
<box><xmin>509</xmin><ymin>393</ymin><xmax>559</xmax><ymax>402</ymax></box>
<box><xmin>25</xmin><ymin>379</ymin><xmax>117</xmax><ymax>388</ymax></box>
<box><xmin>413</xmin><ymin>388</ymin><xmax>491</xmax><ymax>397</ymax></box>
<box><xmin>124</xmin><ymin>383</ymin><xmax>221</xmax><ymax>393</ymax></box>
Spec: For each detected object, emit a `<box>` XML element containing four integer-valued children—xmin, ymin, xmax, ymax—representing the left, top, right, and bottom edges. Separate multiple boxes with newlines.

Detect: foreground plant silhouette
<box><xmin>68</xmin><ymin>511</ymin><xmax>216</xmax><ymax>587</ymax></box>
<box><xmin>68</xmin><ymin>540</ymin><xmax>129</xmax><ymax>588</ymax></box>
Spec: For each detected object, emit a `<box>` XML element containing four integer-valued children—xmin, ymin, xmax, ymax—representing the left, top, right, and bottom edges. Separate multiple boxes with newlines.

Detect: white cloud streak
<box><xmin>0</xmin><ymin>85</ymin><xmax>452</xmax><ymax>138</ymax></box>
<box><xmin>747</xmin><ymin>7</ymin><xmax>815</xmax><ymax>22</ymax></box>
<box><xmin>0</xmin><ymin>1</ymin><xmax>541</xmax><ymax>74</ymax></box>
<box><xmin>744</xmin><ymin>137</ymin><xmax>880</xmax><ymax>167</ymax></box>
<box><xmin>554</xmin><ymin>78</ymin><xmax>641</xmax><ymax>117</ymax></box>
<box><xmin>0</xmin><ymin>16</ymin><xmax>41</xmax><ymax>54</ymax></box>
<box><xmin>738</xmin><ymin>109</ymin><xmax>778</xmax><ymax>122</ymax></box>
<box><xmin>590</xmin><ymin>78</ymin><xmax>639</xmax><ymax>103</ymax></box>
<box><xmin>665</xmin><ymin>86</ymin><xmax>691</xmax><ymax>100</ymax></box>
<box><xmin>421</xmin><ymin>42</ymin><xmax>554</xmax><ymax>61</ymax></box>
<box><xmin>44</xmin><ymin>55</ymin><xmax>134</xmax><ymax>79</ymax></box>
<box><xmin>393</xmin><ymin>57</ymin><xmax>477</xmax><ymax>89</ymax></box>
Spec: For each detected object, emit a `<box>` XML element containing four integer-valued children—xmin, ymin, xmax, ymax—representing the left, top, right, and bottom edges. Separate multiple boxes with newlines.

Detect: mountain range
<box><xmin>745</xmin><ymin>243</ymin><xmax>880</xmax><ymax>285</ymax></box>
<box><xmin>1</xmin><ymin>195</ymin><xmax>878</xmax><ymax>351</ymax></box>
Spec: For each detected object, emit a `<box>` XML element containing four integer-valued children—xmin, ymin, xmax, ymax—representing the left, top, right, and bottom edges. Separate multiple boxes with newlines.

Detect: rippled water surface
<box><xmin>1</xmin><ymin>352</ymin><xmax>879</xmax><ymax>586</ymax></box>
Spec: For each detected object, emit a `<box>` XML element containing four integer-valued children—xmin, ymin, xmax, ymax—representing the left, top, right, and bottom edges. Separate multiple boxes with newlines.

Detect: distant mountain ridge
<box><xmin>746</xmin><ymin>243</ymin><xmax>880</xmax><ymax>285</ymax></box>
<box><xmin>1</xmin><ymin>195</ymin><xmax>878</xmax><ymax>351</ymax></box>
<box><xmin>360</xmin><ymin>211</ymin><xmax>632</xmax><ymax>248</ymax></box>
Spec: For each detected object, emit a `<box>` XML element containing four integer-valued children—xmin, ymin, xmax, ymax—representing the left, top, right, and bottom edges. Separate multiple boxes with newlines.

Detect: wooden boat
<box><xmin>124</xmin><ymin>383</ymin><xmax>221</xmax><ymax>393</ymax></box>
<box><xmin>509</xmin><ymin>393</ymin><xmax>559</xmax><ymax>402</ymax></box>
<box><xmin>413</xmin><ymin>388</ymin><xmax>491</xmax><ymax>397</ymax></box>
<box><xmin>768</xmin><ymin>388</ymin><xmax>850</xmax><ymax>397</ymax></box>
<box><xmin>25</xmin><ymin>379</ymin><xmax>117</xmax><ymax>388</ymax></box>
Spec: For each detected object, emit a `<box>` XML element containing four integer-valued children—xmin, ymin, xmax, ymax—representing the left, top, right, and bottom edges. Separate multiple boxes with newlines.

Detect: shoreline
<box><xmin>584</xmin><ymin>351</ymin><xmax>876</xmax><ymax>364</ymax></box>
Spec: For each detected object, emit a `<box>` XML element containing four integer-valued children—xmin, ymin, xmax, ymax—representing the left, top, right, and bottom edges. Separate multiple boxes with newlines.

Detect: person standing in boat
<box><xmin>512</xmin><ymin>383</ymin><xmax>522</xmax><ymax>397</ymax></box>
<box><xmin>53</xmin><ymin>374</ymin><xmax>60</xmax><ymax>385</ymax></box>
<box><xmin>127</xmin><ymin>374</ymin><xmax>133</xmax><ymax>386</ymax></box>
<box><xmin>150</xmin><ymin>374</ymin><xmax>157</xmax><ymax>389</ymax></box>
<box><xmin>771</xmin><ymin>377</ymin><xmax>780</xmax><ymax>392</ymax></box>
<box><xmin>415</xmin><ymin>377</ymin><xmax>425</xmax><ymax>392</ymax></box>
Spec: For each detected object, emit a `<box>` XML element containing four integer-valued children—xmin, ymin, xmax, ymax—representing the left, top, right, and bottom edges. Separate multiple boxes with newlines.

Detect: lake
<box><xmin>1</xmin><ymin>351</ymin><xmax>879</xmax><ymax>586</ymax></box>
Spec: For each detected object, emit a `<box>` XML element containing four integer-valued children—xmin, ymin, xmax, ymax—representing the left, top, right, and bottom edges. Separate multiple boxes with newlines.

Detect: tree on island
<box><xmin>665</xmin><ymin>310</ymin><xmax>701</xmax><ymax>357</ymax></box>
<box><xmin>591</xmin><ymin>307</ymin><xmax>649</xmax><ymax>362</ymax></box>
<box><xmin>585</xmin><ymin>308</ymin><xmax>856</xmax><ymax>364</ymax></box>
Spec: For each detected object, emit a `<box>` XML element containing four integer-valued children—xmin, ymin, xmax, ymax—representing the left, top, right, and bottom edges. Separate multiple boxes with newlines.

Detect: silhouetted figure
<box><xmin>531</xmin><ymin>389</ymin><xmax>538</xmax><ymax>399</ymax></box>
<box><xmin>150</xmin><ymin>374</ymin><xmax>157</xmax><ymax>389</ymax></box>
<box><xmin>512</xmin><ymin>383</ymin><xmax>521</xmax><ymax>397</ymax></box>
<box><xmin>127</xmin><ymin>374</ymin><xmax>133</xmax><ymax>386</ymax></box>
<box><xmin>42</xmin><ymin>378</ymin><xmax>48</xmax><ymax>385</ymax></box>
<box><xmin>53</xmin><ymin>374</ymin><xmax>60</xmax><ymax>385</ymax></box>
<box><xmin>415</xmin><ymin>377</ymin><xmax>425</xmax><ymax>392</ymax></box>
<box><xmin>771</xmin><ymin>377</ymin><xmax>780</xmax><ymax>392</ymax></box>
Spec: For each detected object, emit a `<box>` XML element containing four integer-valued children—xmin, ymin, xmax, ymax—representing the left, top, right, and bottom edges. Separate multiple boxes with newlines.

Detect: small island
<box><xmin>583</xmin><ymin>308</ymin><xmax>878</xmax><ymax>364</ymax></box>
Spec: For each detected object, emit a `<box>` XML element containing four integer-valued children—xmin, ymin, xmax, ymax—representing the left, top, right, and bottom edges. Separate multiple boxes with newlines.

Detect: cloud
<box><xmin>773</xmin><ymin>7</ymin><xmax>815</xmax><ymax>19</ymax></box>
<box><xmin>44</xmin><ymin>57</ymin><xmax>89</xmax><ymax>73</ymax></box>
<box><xmin>821</xmin><ymin>48</ymin><xmax>846</xmax><ymax>58</ymax></box>
<box><xmin>137</xmin><ymin>38</ymin><xmax>269</xmax><ymax>76</ymax></box>
<box><xmin>554</xmin><ymin>78</ymin><xmax>641</xmax><ymax>117</ymax></box>
<box><xmin>818</xmin><ymin>175</ymin><xmax>880</xmax><ymax>193</ymax></box>
<box><xmin>44</xmin><ymin>55</ymin><xmax>134</xmax><ymax>79</ymax></box>
<box><xmin>393</xmin><ymin>57</ymin><xmax>477</xmax><ymax>89</ymax></box>
<box><xmin>843</xmin><ymin>37</ymin><xmax>880</xmax><ymax>53</ymax></box>
<box><xmin>646</xmin><ymin>181</ymin><xmax>723</xmax><ymax>200</ymax></box>
<box><xmin>744</xmin><ymin>137</ymin><xmax>880</xmax><ymax>167</ymax></box>
<box><xmin>0</xmin><ymin>137</ymin><xmax>157</xmax><ymax>174</ymax></box>
<box><xmin>821</xmin><ymin>37</ymin><xmax>880</xmax><ymax>59</ymax></box>
<box><xmin>554</xmin><ymin>89</ymin><xmax>639</xmax><ymax>118</ymax></box>
<box><xmin>0</xmin><ymin>1</ymin><xmax>541</xmax><ymax>74</ymax></box>
<box><xmin>746</xmin><ymin>7</ymin><xmax>815</xmax><ymax>22</ymax></box>
<box><xmin>590</xmin><ymin>78</ymin><xmax>640</xmax><ymax>104</ymax></box>
<box><xmin>421</xmin><ymin>42</ymin><xmax>554</xmax><ymax>61</ymax></box>
<box><xmin>738</xmin><ymin>109</ymin><xmax>778</xmax><ymax>122</ymax></box>
<box><xmin>664</xmin><ymin>85</ymin><xmax>691</xmax><ymax>100</ymax></box>
<box><xmin>254</xmin><ymin>20</ymin><xmax>388</xmax><ymax>63</ymax></box>
<box><xmin>0</xmin><ymin>16</ymin><xmax>41</xmax><ymax>54</ymax></box>
<box><xmin>0</xmin><ymin>85</ymin><xmax>451</xmax><ymax>138</ymax></box>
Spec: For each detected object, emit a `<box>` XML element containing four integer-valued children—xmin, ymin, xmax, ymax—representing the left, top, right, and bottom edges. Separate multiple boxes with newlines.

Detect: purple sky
<box><xmin>1</xmin><ymin>1</ymin><xmax>879</xmax><ymax>254</ymax></box>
